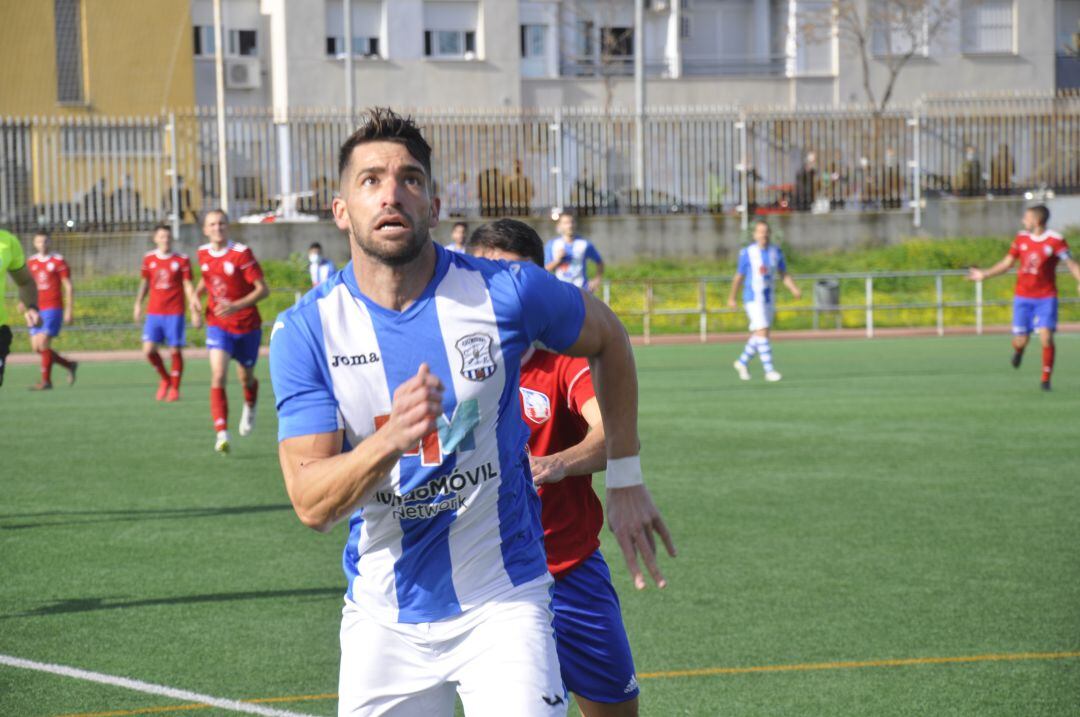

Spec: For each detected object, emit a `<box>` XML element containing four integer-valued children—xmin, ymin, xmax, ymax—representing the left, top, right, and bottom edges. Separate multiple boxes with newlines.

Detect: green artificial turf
<box><xmin>1</xmin><ymin>336</ymin><xmax>1078</xmax><ymax>716</ymax></box>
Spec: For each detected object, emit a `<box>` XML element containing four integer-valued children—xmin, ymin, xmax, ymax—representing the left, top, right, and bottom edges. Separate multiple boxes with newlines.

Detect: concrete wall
<box><xmin>46</xmin><ymin>197</ymin><xmax>1033</xmax><ymax>276</ymax></box>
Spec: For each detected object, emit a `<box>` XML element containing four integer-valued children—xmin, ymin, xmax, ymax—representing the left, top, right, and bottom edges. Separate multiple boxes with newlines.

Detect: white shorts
<box><xmin>337</xmin><ymin>576</ymin><xmax>566</xmax><ymax>717</ymax></box>
<box><xmin>745</xmin><ymin>300</ymin><xmax>775</xmax><ymax>332</ymax></box>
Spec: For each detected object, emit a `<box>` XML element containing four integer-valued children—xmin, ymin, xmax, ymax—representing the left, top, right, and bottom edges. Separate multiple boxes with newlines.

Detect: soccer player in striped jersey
<box><xmin>133</xmin><ymin>225</ymin><xmax>200</xmax><ymax>401</ymax></box>
<box><xmin>270</xmin><ymin>109</ymin><xmax>655</xmax><ymax>716</ymax></box>
<box><xmin>968</xmin><ymin>205</ymin><xmax>1080</xmax><ymax>391</ymax></box>
<box><xmin>193</xmin><ymin>210</ymin><xmax>269</xmax><ymax>453</ymax></box>
<box><xmin>727</xmin><ymin>220</ymin><xmax>801</xmax><ymax>382</ymax></box>
<box><xmin>26</xmin><ymin>232</ymin><xmax>77</xmax><ymax>390</ymax></box>
<box><xmin>467</xmin><ymin>219</ymin><xmax>676</xmax><ymax>717</ymax></box>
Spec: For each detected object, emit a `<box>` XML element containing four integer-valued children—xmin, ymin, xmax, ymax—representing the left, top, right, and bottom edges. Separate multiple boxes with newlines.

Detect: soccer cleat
<box><xmin>239</xmin><ymin>402</ymin><xmax>256</xmax><ymax>436</ymax></box>
<box><xmin>214</xmin><ymin>430</ymin><xmax>231</xmax><ymax>454</ymax></box>
<box><xmin>1041</xmin><ymin>380</ymin><xmax>1051</xmax><ymax>392</ymax></box>
<box><xmin>764</xmin><ymin>371</ymin><xmax>783</xmax><ymax>382</ymax></box>
<box><xmin>29</xmin><ymin>381</ymin><xmax>53</xmax><ymax>391</ymax></box>
<box><xmin>1011</xmin><ymin>352</ymin><xmax>1023</xmax><ymax>369</ymax></box>
<box><xmin>66</xmin><ymin>361</ymin><xmax>78</xmax><ymax>385</ymax></box>
<box><xmin>733</xmin><ymin>360</ymin><xmax>751</xmax><ymax>381</ymax></box>
<box><xmin>165</xmin><ymin>386</ymin><xmax>180</xmax><ymax>402</ymax></box>
<box><xmin>156</xmin><ymin>378</ymin><xmax>170</xmax><ymax>401</ymax></box>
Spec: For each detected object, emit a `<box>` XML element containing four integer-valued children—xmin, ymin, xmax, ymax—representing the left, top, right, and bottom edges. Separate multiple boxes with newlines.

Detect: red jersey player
<box><xmin>25</xmin><ymin>231</ymin><xmax>77</xmax><ymax>390</ymax></box>
<box><xmin>192</xmin><ymin>210</ymin><xmax>269</xmax><ymax>453</ymax></box>
<box><xmin>969</xmin><ymin>205</ymin><xmax>1080</xmax><ymax>391</ymax></box>
<box><xmin>468</xmin><ymin>219</ymin><xmax>676</xmax><ymax>717</ymax></box>
<box><xmin>133</xmin><ymin>224</ymin><xmax>200</xmax><ymax>401</ymax></box>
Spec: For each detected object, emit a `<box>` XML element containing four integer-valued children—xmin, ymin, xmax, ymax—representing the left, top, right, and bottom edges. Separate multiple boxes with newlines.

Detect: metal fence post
<box><xmin>975</xmin><ymin>279</ymin><xmax>983</xmax><ymax>335</ymax></box>
<box><xmin>698</xmin><ymin>279</ymin><xmax>707</xmax><ymax>343</ymax></box>
<box><xmin>602</xmin><ymin>280</ymin><xmax>611</xmax><ymax>305</ymax></box>
<box><xmin>935</xmin><ymin>273</ymin><xmax>944</xmax><ymax>336</ymax></box>
<box><xmin>865</xmin><ymin>276</ymin><xmax>874</xmax><ymax>339</ymax></box>
<box><xmin>552</xmin><ymin>108</ymin><xmax>565</xmax><ymax>211</ymax></box>
<box><xmin>643</xmin><ymin>282</ymin><xmax>653</xmax><ymax>346</ymax></box>
<box><xmin>167</xmin><ymin>112</ymin><xmax>180</xmax><ymax>237</ymax></box>
<box><xmin>908</xmin><ymin>104</ymin><xmax>922</xmax><ymax>229</ymax></box>
<box><xmin>736</xmin><ymin>112</ymin><xmax>748</xmax><ymax>232</ymax></box>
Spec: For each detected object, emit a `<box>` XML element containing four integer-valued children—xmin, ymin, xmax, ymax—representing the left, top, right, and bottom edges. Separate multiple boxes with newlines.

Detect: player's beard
<box><xmin>350</xmin><ymin>208</ymin><xmax>430</xmax><ymax>268</ymax></box>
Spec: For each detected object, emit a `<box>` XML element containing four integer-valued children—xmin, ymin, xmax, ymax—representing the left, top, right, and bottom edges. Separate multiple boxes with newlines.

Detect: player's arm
<box><xmin>586</xmin><ymin>245</ymin><xmax>605</xmax><ymax>293</ymax></box>
<box><xmin>215</xmin><ymin>278</ymin><xmax>269</xmax><ymax>317</ymax></box>
<box><xmin>968</xmin><ymin>254</ymin><xmax>1014</xmax><ymax>281</ymax></box>
<box><xmin>563</xmin><ymin>291</ymin><xmax>676</xmax><ymax>589</ymax></box>
<box><xmin>1064</xmin><ymin>256</ymin><xmax>1080</xmax><ymax>293</ymax></box>
<box><xmin>781</xmin><ymin>272</ymin><xmax>802</xmax><ymax>300</ymax></box>
<box><xmin>544</xmin><ymin>242</ymin><xmax>565</xmax><ymax>272</ymax></box>
<box><xmin>530</xmin><ymin>398</ymin><xmax>606</xmax><ymax>485</ymax></box>
<box><xmin>61</xmin><ymin>276</ymin><xmax>73</xmax><ymax>323</ymax></box>
<box><xmin>133</xmin><ymin>278</ymin><xmax>149</xmax><ymax>323</ymax></box>
<box><xmin>727</xmin><ymin>273</ymin><xmax>744</xmax><ymax>309</ymax></box>
<box><xmin>278</xmin><ymin>364</ymin><xmax>443</xmax><ymax>532</ymax></box>
<box><xmin>182</xmin><ymin>278</ymin><xmax>202</xmax><ymax>327</ymax></box>
<box><xmin>10</xmin><ymin>264</ymin><xmax>40</xmax><ymax>327</ymax></box>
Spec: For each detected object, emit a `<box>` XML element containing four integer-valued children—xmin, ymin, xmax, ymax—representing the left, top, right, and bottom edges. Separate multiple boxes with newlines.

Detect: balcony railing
<box><xmin>681</xmin><ymin>54</ymin><xmax>787</xmax><ymax>77</ymax></box>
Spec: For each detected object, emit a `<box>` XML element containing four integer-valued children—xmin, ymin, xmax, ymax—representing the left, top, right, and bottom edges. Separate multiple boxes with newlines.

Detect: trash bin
<box><xmin>813</xmin><ymin>279</ymin><xmax>841</xmax><ymax>330</ymax></box>
<box><xmin>814</xmin><ymin>279</ymin><xmax>840</xmax><ymax>308</ymax></box>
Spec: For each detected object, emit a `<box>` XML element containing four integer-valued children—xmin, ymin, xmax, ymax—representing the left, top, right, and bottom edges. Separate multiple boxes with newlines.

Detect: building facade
<box><xmin>191</xmin><ymin>0</ymin><xmax>1063</xmax><ymax>112</ymax></box>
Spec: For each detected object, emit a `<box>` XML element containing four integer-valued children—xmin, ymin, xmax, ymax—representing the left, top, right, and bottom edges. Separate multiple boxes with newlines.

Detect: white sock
<box><xmin>753</xmin><ymin>337</ymin><xmax>775</xmax><ymax>372</ymax></box>
<box><xmin>738</xmin><ymin>339</ymin><xmax>757</xmax><ymax>365</ymax></box>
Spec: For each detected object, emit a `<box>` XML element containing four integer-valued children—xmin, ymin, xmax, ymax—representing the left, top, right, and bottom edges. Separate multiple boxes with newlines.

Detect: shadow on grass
<box><xmin>0</xmin><ymin>503</ymin><xmax>293</xmax><ymax>530</ymax></box>
<box><xmin>3</xmin><ymin>586</ymin><xmax>343</xmax><ymax>619</ymax></box>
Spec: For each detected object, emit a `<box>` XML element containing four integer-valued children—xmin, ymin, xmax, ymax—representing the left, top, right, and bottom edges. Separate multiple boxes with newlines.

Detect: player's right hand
<box><xmin>383</xmin><ymin>363</ymin><xmax>444</xmax><ymax>453</ymax></box>
<box><xmin>727</xmin><ymin>297</ymin><xmax>737</xmax><ymax>309</ymax></box>
<box><xmin>967</xmin><ymin>267</ymin><xmax>984</xmax><ymax>282</ymax></box>
<box><xmin>133</xmin><ymin>304</ymin><xmax>142</xmax><ymax>323</ymax></box>
<box><xmin>23</xmin><ymin>306</ymin><xmax>40</xmax><ymax>329</ymax></box>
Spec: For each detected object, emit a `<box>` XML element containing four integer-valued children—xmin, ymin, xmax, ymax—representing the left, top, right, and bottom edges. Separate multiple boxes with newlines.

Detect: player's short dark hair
<box><xmin>152</xmin><ymin>223</ymin><xmax>172</xmax><ymax>235</ymax></box>
<box><xmin>452</xmin><ymin>222</ymin><xmax>468</xmax><ymax>232</ymax></box>
<box><xmin>753</xmin><ymin>219</ymin><xmax>770</xmax><ymax>230</ymax></box>
<box><xmin>33</xmin><ymin>230</ymin><xmax>50</xmax><ymax>240</ymax></box>
<box><xmin>1026</xmin><ymin>204</ymin><xmax>1050</xmax><ymax>226</ymax></box>
<box><xmin>309</xmin><ymin>242</ymin><xmax>323</xmax><ymax>251</ymax></box>
<box><xmin>338</xmin><ymin>107</ymin><xmax>432</xmax><ymax>182</ymax></box>
<box><xmin>466</xmin><ymin>219</ymin><xmax>544</xmax><ymax>268</ymax></box>
<box><xmin>557</xmin><ymin>210</ymin><xmax>574</xmax><ymax>221</ymax></box>
<box><xmin>202</xmin><ymin>208</ymin><xmax>229</xmax><ymax>224</ymax></box>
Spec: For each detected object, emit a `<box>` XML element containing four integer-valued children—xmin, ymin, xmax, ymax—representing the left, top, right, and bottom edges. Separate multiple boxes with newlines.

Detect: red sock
<box><xmin>1042</xmin><ymin>345</ymin><xmax>1055</xmax><ymax>383</ymax></box>
<box><xmin>40</xmin><ymin>349</ymin><xmax>53</xmax><ymax>384</ymax></box>
<box><xmin>243</xmin><ymin>378</ymin><xmax>259</xmax><ymax>407</ymax></box>
<box><xmin>147</xmin><ymin>350</ymin><xmax>169</xmax><ymax>380</ymax></box>
<box><xmin>211</xmin><ymin>387</ymin><xmax>228</xmax><ymax>431</ymax></box>
<box><xmin>50</xmin><ymin>350</ymin><xmax>73</xmax><ymax>370</ymax></box>
<box><xmin>169</xmin><ymin>350</ymin><xmax>184</xmax><ymax>389</ymax></box>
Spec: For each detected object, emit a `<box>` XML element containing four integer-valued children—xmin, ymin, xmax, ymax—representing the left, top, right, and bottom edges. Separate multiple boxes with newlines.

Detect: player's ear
<box><xmin>331</xmin><ymin>195</ymin><xmax>350</xmax><ymax>233</ymax></box>
<box><xmin>429</xmin><ymin>193</ymin><xmax>440</xmax><ymax>228</ymax></box>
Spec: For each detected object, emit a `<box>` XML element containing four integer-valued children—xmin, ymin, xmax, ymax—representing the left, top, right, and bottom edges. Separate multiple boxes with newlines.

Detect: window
<box><xmin>871</xmin><ymin>9</ymin><xmax>929</xmax><ymax>57</ymax></box>
<box><xmin>521</xmin><ymin>25</ymin><xmax>546</xmax><ymax>58</ymax></box>
<box><xmin>424</xmin><ymin>30</ymin><xmax>475</xmax><ymax>58</ymax></box>
<box><xmin>55</xmin><ymin>0</ymin><xmax>84</xmax><ymax>104</ymax></box>
<box><xmin>575</xmin><ymin>20</ymin><xmax>595</xmax><ymax>58</ymax></box>
<box><xmin>1058</xmin><ymin>0</ymin><xmax>1080</xmax><ymax>53</ymax></box>
<box><xmin>228</xmin><ymin>29</ymin><xmax>258</xmax><ymax>57</ymax></box>
<box><xmin>325</xmin><ymin>0</ymin><xmax>383</xmax><ymax>58</ymax></box>
<box><xmin>193</xmin><ymin>25</ymin><xmax>215</xmax><ymax>56</ymax></box>
<box><xmin>962</xmin><ymin>0</ymin><xmax>1014</xmax><ymax>54</ymax></box>
<box><xmin>423</xmin><ymin>1</ymin><xmax>478</xmax><ymax>58</ymax></box>
<box><xmin>679</xmin><ymin>15</ymin><xmax>691</xmax><ymax>40</ymax></box>
<box><xmin>601</xmin><ymin>27</ymin><xmax>633</xmax><ymax>58</ymax></box>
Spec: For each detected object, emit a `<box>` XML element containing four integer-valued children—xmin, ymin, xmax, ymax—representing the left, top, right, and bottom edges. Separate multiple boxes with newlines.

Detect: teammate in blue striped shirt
<box><xmin>727</xmin><ymin>220</ymin><xmax>801</xmax><ymax>382</ymax></box>
<box><xmin>270</xmin><ymin>109</ymin><xmax>665</xmax><ymax>717</ymax></box>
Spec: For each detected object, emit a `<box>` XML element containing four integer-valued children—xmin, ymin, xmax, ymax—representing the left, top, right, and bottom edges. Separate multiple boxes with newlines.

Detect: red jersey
<box><xmin>27</xmin><ymin>253</ymin><xmax>70</xmax><ymax>311</ymax></box>
<box><xmin>519</xmin><ymin>349</ymin><xmax>603</xmax><ymax>579</ymax></box>
<box><xmin>1008</xmin><ymin>231</ymin><xmax>1071</xmax><ymax>299</ymax></box>
<box><xmin>197</xmin><ymin>242</ymin><xmax>264</xmax><ymax>333</ymax></box>
<box><xmin>141</xmin><ymin>251</ymin><xmax>192</xmax><ymax>315</ymax></box>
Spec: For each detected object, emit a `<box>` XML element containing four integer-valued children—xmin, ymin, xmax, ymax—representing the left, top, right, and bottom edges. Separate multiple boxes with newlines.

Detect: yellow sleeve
<box><xmin>2</xmin><ymin>230</ymin><xmax>25</xmax><ymax>271</ymax></box>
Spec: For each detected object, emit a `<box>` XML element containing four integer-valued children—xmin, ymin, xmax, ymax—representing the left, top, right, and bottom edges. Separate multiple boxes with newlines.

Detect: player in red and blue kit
<box><xmin>133</xmin><ymin>224</ymin><xmax>200</xmax><ymax>401</ymax></box>
<box><xmin>969</xmin><ymin>205</ymin><xmax>1080</xmax><ymax>391</ymax></box>
<box><xmin>193</xmin><ymin>210</ymin><xmax>269</xmax><ymax>453</ymax></box>
<box><xmin>26</xmin><ymin>231</ymin><xmax>77</xmax><ymax>390</ymax></box>
<box><xmin>468</xmin><ymin>219</ymin><xmax>676</xmax><ymax>717</ymax></box>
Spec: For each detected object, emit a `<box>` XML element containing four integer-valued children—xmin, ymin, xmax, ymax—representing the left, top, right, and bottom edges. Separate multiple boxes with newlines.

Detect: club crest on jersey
<box><xmin>456</xmin><ymin>333</ymin><xmax>496</xmax><ymax>381</ymax></box>
<box><xmin>519</xmin><ymin>387</ymin><xmax>551</xmax><ymax>424</ymax></box>
<box><xmin>223</xmin><ymin>261</ymin><xmax>235</xmax><ymax>275</ymax></box>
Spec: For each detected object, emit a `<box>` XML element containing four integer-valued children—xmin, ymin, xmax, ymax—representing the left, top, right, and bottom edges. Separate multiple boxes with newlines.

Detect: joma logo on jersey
<box><xmin>374</xmin><ymin>399</ymin><xmax>480</xmax><ymax>466</ymax></box>
<box><xmin>331</xmin><ymin>352</ymin><xmax>380</xmax><ymax>367</ymax></box>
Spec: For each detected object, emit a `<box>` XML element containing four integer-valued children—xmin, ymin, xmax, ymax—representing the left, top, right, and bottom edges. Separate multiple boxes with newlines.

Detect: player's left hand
<box><xmin>791</xmin><ymin>287</ymin><xmax>803</xmax><ymax>300</ymax></box>
<box><xmin>606</xmin><ymin>484</ymin><xmax>677</xmax><ymax>590</ymax></box>
<box><xmin>530</xmin><ymin>453</ymin><xmax>568</xmax><ymax>485</ymax></box>
<box><xmin>214</xmin><ymin>299</ymin><xmax>237</xmax><ymax>317</ymax></box>
<box><xmin>587</xmin><ymin>277</ymin><xmax>602</xmax><ymax>294</ymax></box>
<box><xmin>23</xmin><ymin>306</ymin><xmax>40</xmax><ymax>328</ymax></box>
<box><xmin>63</xmin><ymin>309</ymin><xmax>73</xmax><ymax>324</ymax></box>
<box><xmin>967</xmin><ymin>267</ymin><xmax>985</xmax><ymax>282</ymax></box>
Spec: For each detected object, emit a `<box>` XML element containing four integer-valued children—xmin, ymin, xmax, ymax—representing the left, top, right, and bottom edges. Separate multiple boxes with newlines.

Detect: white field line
<box><xmin>0</xmin><ymin>654</ymin><xmax>319</xmax><ymax>717</ymax></box>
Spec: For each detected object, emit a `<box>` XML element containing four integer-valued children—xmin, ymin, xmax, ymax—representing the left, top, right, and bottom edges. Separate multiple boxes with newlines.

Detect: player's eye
<box><xmin>361</xmin><ymin>176</ymin><xmax>377</xmax><ymax>186</ymax></box>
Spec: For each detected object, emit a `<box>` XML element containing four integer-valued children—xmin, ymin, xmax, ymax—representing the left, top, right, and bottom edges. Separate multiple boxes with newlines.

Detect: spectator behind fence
<box><xmin>444</xmin><ymin>172</ymin><xmax>473</xmax><ymax>216</ymax></box>
<box><xmin>445</xmin><ymin>221</ymin><xmax>468</xmax><ymax>253</ymax></box>
<box><xmin>794</xmin><ymin>151</ymin><xmax>817</xmax><ymax>211</ymax></box>
<box><xmin>504</xmin><ymin>159</ymin><xmax>534</xmax><ymax>215</ymax></box>
<box><xmin>545</xmin><ymin>211</ymin><xmax>604</xmax><ymax>293</ymax></box>
<box><xmin>954</xmin><ymin>145</ymin><xmax>985</xmax><ymax>197</ymax></box>
<box><xmin>308</xmin><ymin>242</ymin><xmax>336</xmax><ymax>287</ymax></box>
<box><xmin>991</xmin><ymin>143</ymin><xmax>1015</xmax><ymax>194</ymax></box>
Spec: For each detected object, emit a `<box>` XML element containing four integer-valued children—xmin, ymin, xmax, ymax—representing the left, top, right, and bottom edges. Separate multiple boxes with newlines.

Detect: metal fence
<box><xmin>3</xmin><ymin>93</ymin><xmax>1080</xmax><ymax>234</ymax></box>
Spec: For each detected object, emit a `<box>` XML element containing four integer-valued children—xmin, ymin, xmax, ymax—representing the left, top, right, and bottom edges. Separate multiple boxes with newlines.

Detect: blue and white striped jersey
<box><xmin>270</xmin><ymin>244</ymin><xmax>585</xmax><ymax>624</ymax></box>
<box><xmin>737</xmin><ymin>243</ymin><xmax>787</xmax><ymax>304</ymax></box>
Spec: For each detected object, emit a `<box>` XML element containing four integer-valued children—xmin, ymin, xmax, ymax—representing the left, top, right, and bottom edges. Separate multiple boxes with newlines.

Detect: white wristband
<box><xmin>605</xmin><ymin>455</ymin><xmax>644</xmax><ymax>489</ymax></box>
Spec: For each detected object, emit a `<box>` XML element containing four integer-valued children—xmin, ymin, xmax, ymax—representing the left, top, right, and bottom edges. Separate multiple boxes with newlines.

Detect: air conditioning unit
<box><xmin>225</xmin><ymin>58</ymin><xmax>261</xmax><ymax>90</ymax></box>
